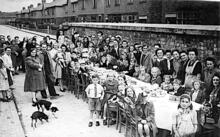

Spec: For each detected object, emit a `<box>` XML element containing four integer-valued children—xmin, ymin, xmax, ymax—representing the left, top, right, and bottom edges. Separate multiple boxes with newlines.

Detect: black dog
<box><xmin>32</xmin><ymin>100</ymin><xmax>52</xmax><ymax>112</ymax></box>
<box><xmin>32</xmin><ymin>100</ymin><xmax>59</xmax><ymax>118</ymax></box>
<box><xmin>31</xmin><ymin>111</ymin><xmax>48</xmax><ymax>128</ymax></box>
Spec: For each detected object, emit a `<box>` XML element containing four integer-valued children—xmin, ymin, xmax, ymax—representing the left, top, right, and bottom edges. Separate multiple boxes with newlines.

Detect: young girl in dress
<box><xmin>138</xmin><ymin>66</ymin><xmax>151</xmax><ymax>83</ymax></box>
<box><xmin>161</xmin><ymin>75</ymin><xmax>173</xmax><ymax>92</ymax></box>
<box><xmin>133</xmin><ymin>64</ymin><xmax>140</xmax><ymax>78</ymax></box>
<box><xmin>172</xmin><ymin>94</ymin><xmax>198</xmax><ymax>137</ymax></box>
<box><xmin>190</xmin><ymin>80</ymin><xmax>206</xmax><ymax>104</ymax></box>
<box><xmin>0</xmin><ymin>57</ymin><xmax>10</xmax><ymax>102</ymax></box>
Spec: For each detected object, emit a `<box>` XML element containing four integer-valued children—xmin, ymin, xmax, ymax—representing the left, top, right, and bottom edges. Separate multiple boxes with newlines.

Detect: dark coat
<box><xmin>135</xmin><ymin>94</ymin><xmax>156</xmax><ymax>125</ymax></box>
<box><xmin>159</xmin><ymin>59</ymin><xmax>174</xmax><ymax>76</ymax></box>
<box><xmin>173</xmin><ymin>87</ymin><xmax>185</xmax><ymax>96</ymax></box>
<box><xmin>190</xmin><ymin>89</ymin><xmax>206</xmax><ymax>104</ymax></box>
<box><xmin>40</xmin><ymin>51</ymin><xmax>55</xmax><ymax>84</ymax></box>
<box><xmin>177</xmin><ymin>60</ymin><xmax>188</xmax><ymax>84</ymax></box>
<box><xmin>24</xmin><ymin>56</ymin><xmax>46</xmax><ymax>92</ymax></box>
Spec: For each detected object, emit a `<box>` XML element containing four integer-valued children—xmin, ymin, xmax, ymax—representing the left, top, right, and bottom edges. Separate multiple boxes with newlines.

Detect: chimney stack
<box><xmin>30</xmin><ymin>4</ymin><xmax>34</xmax><ymax>8</ymax></box>
<box><xmin>42</xmin><ymin>0</ymin><xmax>46</xmax><ymax>4</ymax></box>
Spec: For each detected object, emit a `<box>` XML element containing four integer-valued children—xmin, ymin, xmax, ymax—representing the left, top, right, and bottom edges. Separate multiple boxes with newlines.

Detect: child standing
<box><xmin>0</xmin><ymin>57</ymin><xmax>10</xmax><ymax>102</ymax></box>
<box><xmin>85</xmin><ymin>74</ymin><xmax>104</xmax><ymax>127</ymax></box>
<box><xmin>172</xmin><ymin>94</ymin><xmax>198</xmax><ymax>137</ymax></box>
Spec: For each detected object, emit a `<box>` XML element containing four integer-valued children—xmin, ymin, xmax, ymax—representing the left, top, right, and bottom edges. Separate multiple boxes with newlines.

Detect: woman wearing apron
<box><xmin>184</xmin><ymin>48</ymin><xmax>202</xmax><ymax>89</ymax></box>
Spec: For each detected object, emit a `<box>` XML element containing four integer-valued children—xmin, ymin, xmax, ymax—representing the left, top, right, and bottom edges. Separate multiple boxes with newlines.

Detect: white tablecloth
<box><xmin>90</xmin><ymin>67</ymin><xmax>202</xmax><ymax>131</ymax></box>
<box><xmin>149</xmin><ymin>94</ymin><xmax>201</xmax><ymax>131</ymax></box>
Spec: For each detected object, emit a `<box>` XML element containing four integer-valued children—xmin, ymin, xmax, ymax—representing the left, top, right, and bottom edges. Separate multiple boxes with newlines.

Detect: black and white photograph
<box><xmin>0</xmin><ymin>0</ymin><xmax>220</xmax><ymax>137</ymax></box>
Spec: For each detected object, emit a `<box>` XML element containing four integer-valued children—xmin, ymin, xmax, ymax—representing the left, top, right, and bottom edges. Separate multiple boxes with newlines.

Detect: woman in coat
<box><xmin>24</xmin><ymin>48</ymin><xmax>46</xmax><ymax>103</ymax></box>
<box><xmin>206</xmin><ymin>73</ymin><xmax>220</xmax><ymax>123</ymax></box>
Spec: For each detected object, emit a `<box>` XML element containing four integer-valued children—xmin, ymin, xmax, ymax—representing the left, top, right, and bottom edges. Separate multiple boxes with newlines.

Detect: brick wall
<box><xmin>65</xmin><ymin>23</ymin><xmax>220</xmax><ymax>60</ymax></box>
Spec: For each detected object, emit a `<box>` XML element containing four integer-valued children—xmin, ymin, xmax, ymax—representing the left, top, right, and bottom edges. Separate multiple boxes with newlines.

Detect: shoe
<box><xmin>96</xmin><ymin>121</ymin><xmax>100</xmax><ymax>126</ymax></box>
<box><xmin>109</xmin><ymin>120</ymin><xmax>116</xmax><ymax>125</ymax></box>
<box><xmin>88</xmin><ymin>122</ymin><xmax>93</xmax><ymax>127</ymax></box>
<box><xmin>14</xmin><ymin>72</ymin><xmax>19</xmax><ymax>75</ymax></box>
<box><xmin>6</xmin><ymin>96</ymin><xmax>13</xmax><ymax>102</ymax></box>
<box><xmin>60</xmin><ymin>89</ymin><xmax>65</xmax><ymax>92</ymax></box>
<box><xmin>54</xmin><ymin>94</ymin><xmax>60</xmax><ymax>96</ymax></box>
<box><xmin>103</xmin><ymin>120</ymin><xmax>107</xmax><ymax>126</ymax></box>
<box><xmin>42</xmin><ymin>96</ymin><xmax>47</xmax><ymax>99</ymax></box>
<box><xmin>0</xmin><ymin>98</ymin><xmax>9</xmax><ymax>102</ymax></box>
<box><xmin>32</xmin><ymin>98</ymin><xmax>38</xmax><ymax>103</ymax></box>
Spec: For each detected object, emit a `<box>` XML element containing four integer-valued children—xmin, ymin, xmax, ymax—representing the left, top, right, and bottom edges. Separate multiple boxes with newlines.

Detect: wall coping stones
<box><xmin>63</xmin><ymin>22</ymin><xmax>220</xmax><ymax>37</ymax></box>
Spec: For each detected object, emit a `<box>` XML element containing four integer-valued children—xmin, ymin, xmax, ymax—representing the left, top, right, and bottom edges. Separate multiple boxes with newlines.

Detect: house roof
<box><xmin>71</xmin><ymin>0</ymin><xmax>78</xmax><ymax>3</ymax></box>
<box><xmin>45</xmin><ymin>0</ymin><xmax>68</xmax><ymax>9</ymax></box>
<box><xmin>21</xmin><ymin>9</ymin><xmax>29</xmax><ymax>14</ymax></box>
<box><xmin>32</xmin><ymin>4</ymin><xmax>43</xmax><ymax>12</ymax></box>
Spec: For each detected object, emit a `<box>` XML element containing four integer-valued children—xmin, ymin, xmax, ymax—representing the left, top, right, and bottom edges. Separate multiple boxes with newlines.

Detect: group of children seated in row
<box><xmin>84</xmin><ymin>70</ymin><xmax>213</xmax><ymax>137</ymax></box>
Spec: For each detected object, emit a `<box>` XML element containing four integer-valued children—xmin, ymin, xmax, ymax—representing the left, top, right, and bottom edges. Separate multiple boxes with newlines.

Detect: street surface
<box><xmin>0</xmin><ymin>25</ymin><xmax>124</xmax><ymax>137</ymax></box>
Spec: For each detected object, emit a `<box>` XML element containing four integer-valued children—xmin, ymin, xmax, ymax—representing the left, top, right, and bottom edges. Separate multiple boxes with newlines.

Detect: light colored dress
<box><xmin>0</xmin><ymin>59</ymin><xmax>9</xmax><ymax>91</ymax></box>
<box><xmin>49</xmin><ymin>48</ymin><xmax>58</xmax><ymax>76</ymax></box>
<box><xmin>172</xmin><ymin>109</ymin><xmax>198</xmax><ymax>137</ymax></box>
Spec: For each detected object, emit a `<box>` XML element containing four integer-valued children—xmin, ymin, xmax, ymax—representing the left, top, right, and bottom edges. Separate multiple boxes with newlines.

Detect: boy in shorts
<box><xmin>85</xmin><ymin>74</ymin><xmax>104</xmax><ymax>127</ymax></box>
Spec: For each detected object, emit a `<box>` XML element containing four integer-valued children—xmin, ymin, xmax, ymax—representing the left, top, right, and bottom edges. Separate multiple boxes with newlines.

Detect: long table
<box><xmin>90</xmin><ymin>67</ymin><xmax>202</xmax><ymax>131</ymax></box>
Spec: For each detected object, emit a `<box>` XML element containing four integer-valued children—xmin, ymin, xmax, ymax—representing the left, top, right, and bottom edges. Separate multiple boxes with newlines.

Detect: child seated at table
<box><xmin>117</xmin><ymin>74</ymin><xmax>127</xmax><ymax>87</ymax></box>
<box><xmin>172</xmin><ymin>94</ymin><xmax>198</xmax><ymax>137</ymax></box>
<box><xmin>150</xmin><ymin>67</ymin><xmax>162</xmax><ymax>86</ymax></box>
<box><xmin>102</xmin><ymin>73</ymin><xmax>119</xmax><ymax>125</ymax></box>
<box><xmin>190</xmin><ymin>80</ymin><xmax>206</xmax><ymax>104</ymax></box>
<box><xmin>161</xmin><ymin>75</ymin><xmax>173</xmax><ymax>92</ymax></box>
<box><xmin>85</xmin><ymin>74</ymin><xmax>104</xmax><ymax>127</ymax></box>
<box><xmin>169</xmin><ymin>79</ymin><xmax>185</xmax><ymax>97</ymax></box>
<box><xmin>133</xmin><ymin>64</ymin><xmax>140</xmax><ymax>78</ymax></box>
<box><xmin>138</xmin><ymin>66</ymin><xmax>151</xmax><ymax>83</ymax></box>
<box><xmin>124</xmin><ymin>86</ymin><xmax>137</xmax><ymax>109</ymax></box>
<box><xmin>136</xmin><ymin>90</ymin><xmax>158</xmax><ymax>137</ymax></box>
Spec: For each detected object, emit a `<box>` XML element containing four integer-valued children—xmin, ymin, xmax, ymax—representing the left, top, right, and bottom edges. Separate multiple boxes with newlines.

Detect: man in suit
<box><xmin>41</xmin><ymin>44</ymin><xmax>59</xmax><ymax>98</ymax></box>
<box><xmin>139</xmin><ymin>45</ymin><xmax>153</xmax><ymax>73</ymax></box>
<box><xmin>109</xmin><ymin>41</ymin><xmax>119</xmax><ymax>59</ymax></box>
<box><xmin>159</xmin><ymin>49</ymin><xmax>174</xmax><ymax>77</ymax></box>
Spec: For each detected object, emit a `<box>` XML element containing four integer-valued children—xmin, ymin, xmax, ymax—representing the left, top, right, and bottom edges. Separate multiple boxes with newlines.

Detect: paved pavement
<box><xmin>13</xmin><ymin>73</ymin><xmax>124</xmax><ymax>137</ymax></box>
<box><xmin>0</xmin><ymin>25</ymin><xmax>124</xmax><ymax>137</ymax></box>
<box><xmin>0</xmin><ymin>95</ymin><xmax>25</xmax><ymax>137</ymax></box>
<box><xmin>6</xmin><ymin>25</ymin><xmax>56</xmax><ymax>40</ymax></box>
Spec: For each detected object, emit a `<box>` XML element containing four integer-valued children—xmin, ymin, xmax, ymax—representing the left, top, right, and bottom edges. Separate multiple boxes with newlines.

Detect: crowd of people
<box><xmin>0</xmin><ymin>28</ymin><xmax>220</xmax><ymax>137</ymax></box>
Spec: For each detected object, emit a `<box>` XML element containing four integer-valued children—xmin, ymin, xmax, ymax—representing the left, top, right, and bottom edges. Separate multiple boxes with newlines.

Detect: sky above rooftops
<box><xmin>0</xmin><ymin>0</ymin><xmax>220</xmax><ymax>12</ymax></box>
<box><xmin>1</xmin><ymin>0</ymin><xmax>53</xmax><ymax>12</ymax></box>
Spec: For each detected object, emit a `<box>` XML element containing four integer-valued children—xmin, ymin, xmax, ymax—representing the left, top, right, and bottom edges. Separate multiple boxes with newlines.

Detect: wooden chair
<box><xmin>67</xmin><ymin>73</ymin><xmax>76</xmax><ymax>94</ymax></box>
<box><xmin>80</xmin><ymin>73</ymin><xmax>90</xmax><ymax>102</ymax></box>
<box><xmin>125</xmin><ymin>105</ymin><xmax>138</xmax><ymax>137</ymax></box>
<box><xmin>117</xmin><ymin>98</ymin><xmax>128</xmax><ymax>133</ymax></box>
<box><xmin>105</xmin><ymin>92</ymin><xmax>120</xmax><ymax>128</ymax></box>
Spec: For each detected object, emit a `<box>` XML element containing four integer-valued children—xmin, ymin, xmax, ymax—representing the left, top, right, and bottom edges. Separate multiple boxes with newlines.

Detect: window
<box><xmin>106</xmin><ymin>0</ymin><xmax>110</xmax><ymax>7</ymax></box>
<box><xmin>82</xmin><ymin>0</ymin><xmax>85</xmax><ymax>10</ymax></box>
<box><xmin>93</xmin><ymin>0</ymin><xmax>97</xmax><ymax>9</ymax></box>
<box><xmin>51</xmin><ymin>8</ymin><xmax>55</xmax><ymax>15</ymax></box>
<box><xmin>115</xmin><ymin>0</ymin><xmax>120</xmax><ymax>6</ymax></box>
<box><xmin>128</xmin><ymin>0</ymin><xmax>134</xmax><ymax>4</ymax></box>
<box><xmin>140</xmin><ymin>0</ymin><xmax>146</xmax><ymax>3</ymax></box>
<box><xmin>72</xmin><ymin>3</ymin><xmax>75</xmax><ymax>12</ymax></box>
